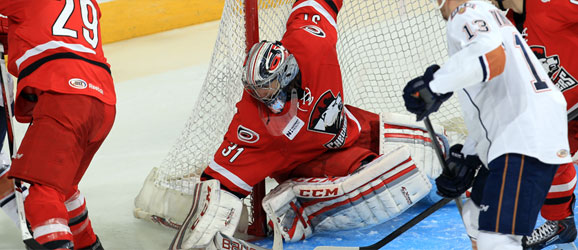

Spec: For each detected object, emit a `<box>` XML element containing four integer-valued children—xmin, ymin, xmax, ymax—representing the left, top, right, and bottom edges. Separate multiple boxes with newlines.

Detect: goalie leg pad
<box><xmin>262</xmin><ymin>146</ymin><xmax>432</xmax><ymax>241</ymax></box>
<box><xmin>380</xmin><ymin>112</ymin><xmax>450</xmax><ymax>179</ymax></box>
<box><xmin>171</xmin><ymin>180</ymin><xmax>243</xmax><ymax>249</ymax></box>
<box><xmin>206</xmin><ymin>232</ymin><xmax>271</xmax><ymax>250</ymax></box>
<box><xmin>307</xmin><ymin>146</ymin><xmax>432</xmax><ymax>231</ymax></box>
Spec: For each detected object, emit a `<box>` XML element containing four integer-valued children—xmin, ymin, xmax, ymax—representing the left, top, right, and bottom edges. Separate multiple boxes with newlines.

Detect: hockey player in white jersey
<box><xmin>402</xmin><ymin>0</ymin><xmax>572</xmax><ymax>249</ymax></box>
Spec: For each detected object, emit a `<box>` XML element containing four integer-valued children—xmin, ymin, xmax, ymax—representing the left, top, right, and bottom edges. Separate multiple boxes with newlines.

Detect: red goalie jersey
<box><xmin>203</xmin><ymin>0</ymin><xmax>380</xmax><ymax>196</ymax></box>
<box><xmin>508</xmin><ymin>0</ymin><xmax>578</xmax><ymax>151</ymax></box>
<box><xmin>0</xmin><ymin>0</ymin><xmax>115</xmax><ymax>123</ymax></box>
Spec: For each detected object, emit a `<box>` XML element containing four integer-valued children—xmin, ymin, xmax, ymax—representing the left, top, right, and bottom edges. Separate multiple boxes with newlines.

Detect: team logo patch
<box><xmin>557</xmin><ymin>149</ymin><xmax>569</xmax><ymax>158</ymax></box>
<box><xmin>300</xmin><ymin>25</ymin><xmax>326</xmax><ymax>38</ymax></box>
<box><xmin>451</xmin><ymin>2</ymin><xmax>476</xmax><ymax>19</ymax></box>
<box><xmin>401</xmin><ymin>187</ymin><xmax>413</xmax><ymax>205</ymax></box>
<box><xmin>237</xmin><ymin>125</ymin><xmax>259</xmax><ymax>143</ymax></box>
<box><xmin>531</xmin><ymin>46</ymin><xmax>578</xmax><ymax>92</ymax></box>
<box><xmin>68</xmin><ymin>78</ymin><xmax>87</xmax><ymax>89</ymax></box>
<box><xmin>308</xmin><ymin>90</ymin><xmax>347</xmax><ymax>148</ymax></box>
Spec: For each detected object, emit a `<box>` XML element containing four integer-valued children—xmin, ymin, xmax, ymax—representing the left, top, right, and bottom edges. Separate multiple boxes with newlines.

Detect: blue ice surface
<box><xmin>252</xmin><ymin>190</ymin><xmax>575</xmax><ymax>250</ymax></box>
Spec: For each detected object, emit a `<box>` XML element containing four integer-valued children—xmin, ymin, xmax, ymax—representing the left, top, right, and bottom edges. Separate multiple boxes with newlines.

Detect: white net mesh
<box><xmin>134</xmin><ymin>0</ymin><xmax>467</xmax><ymax>228</ymax></box>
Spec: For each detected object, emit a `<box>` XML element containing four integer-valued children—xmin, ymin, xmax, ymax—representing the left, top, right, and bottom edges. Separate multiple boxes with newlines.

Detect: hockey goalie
<box><xmin>167</xmin><ymin>0</ymin><xmax>450</xmax><ymax>248</ymax></box>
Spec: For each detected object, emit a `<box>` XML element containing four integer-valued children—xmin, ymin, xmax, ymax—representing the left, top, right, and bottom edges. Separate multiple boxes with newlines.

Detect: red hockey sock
<box><xmin>541</xmin><ymin>162</ymin><xmax>577</xmax><ymax>221</ymax></box>
<box><xmin>25</xmin><ymin>184</ymin><xmax>73</xmax><ymax>249</ymax></box>
<box><xmin>65</xmin><ymin>188</ymin><xmax>97</xmax><ymax>249</ymax></box>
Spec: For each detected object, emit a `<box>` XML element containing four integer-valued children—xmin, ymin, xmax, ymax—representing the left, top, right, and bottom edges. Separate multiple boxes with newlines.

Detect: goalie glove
<box><xmin>435</xmin><ymin>144</ymin><xmax>482</xmax><ymax>199</ymax></box>
<box><xmin>402</xmin><ymin>64</ymin><xmax>453</xmax><ymax>121</ymax></box>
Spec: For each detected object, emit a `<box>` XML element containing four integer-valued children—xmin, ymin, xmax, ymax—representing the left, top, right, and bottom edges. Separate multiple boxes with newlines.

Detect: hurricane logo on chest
<box><xmin>307</xmin><ymin>90</ymin><xmax>346</xmax><ymax>148</ymax></box>
<box><xmin>237</xmin><ymin>125</ymin><xmax>260</xmax><ymax>143</ymax></box>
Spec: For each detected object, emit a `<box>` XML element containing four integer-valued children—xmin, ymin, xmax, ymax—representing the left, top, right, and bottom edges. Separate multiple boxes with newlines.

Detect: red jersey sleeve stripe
<box><xmin>208</xmin><ymin>160</ymin><xmax>253</xmax><ymax>193</ymax></box>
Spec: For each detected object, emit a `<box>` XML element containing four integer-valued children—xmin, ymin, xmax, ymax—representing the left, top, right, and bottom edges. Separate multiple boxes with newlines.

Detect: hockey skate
<box><xmin>522</xmin><ymin>216</ymin><xmax>577</xmax><ymax>250</ymax></box>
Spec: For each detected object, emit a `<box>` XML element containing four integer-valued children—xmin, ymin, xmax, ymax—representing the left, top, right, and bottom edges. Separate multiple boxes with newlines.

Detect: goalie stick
<box><xmin>0</xmin><ymin>43</ymin><xmax>47</xmax><ymax>250</ymax></box>
<box><xmin>313</xmin><ymin>116</ymin><xmax>464</xmax><ymax>250</ymax></box>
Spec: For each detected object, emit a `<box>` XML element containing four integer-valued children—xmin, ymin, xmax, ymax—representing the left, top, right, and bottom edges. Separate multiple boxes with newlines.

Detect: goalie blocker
<box><xmin>262</xmin><ymin>145</ymin><xmax>432</xmax><ymax>242</ymax></box>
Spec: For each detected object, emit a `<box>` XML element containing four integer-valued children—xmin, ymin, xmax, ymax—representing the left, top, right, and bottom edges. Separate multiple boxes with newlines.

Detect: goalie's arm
<box><xmin>429</xmin><ymin>13</ymin><xmax>506</xmax><ymax>94</ymax></box>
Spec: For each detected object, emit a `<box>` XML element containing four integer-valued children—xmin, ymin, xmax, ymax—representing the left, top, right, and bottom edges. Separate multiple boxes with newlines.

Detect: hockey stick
<box><xmin>423</xmin><ymin>116</ymin><xmax>464</xmax><ymax>213</ymax></box>
<box><xmin>313</xmin><ymin>197</ymin><xmax>452</xmax><ymax>250</ymax></box>
<box><xmin>0</xmin><ymin>43</ymin><xmax>47</xmax><ymax>250</ymax></box>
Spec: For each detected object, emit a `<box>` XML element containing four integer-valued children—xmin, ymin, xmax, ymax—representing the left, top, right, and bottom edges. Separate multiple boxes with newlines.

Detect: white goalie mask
<box><xmin>242</xmin><ymin>41</ymin><xmax>300</xmax><ymax>114</ymax></box>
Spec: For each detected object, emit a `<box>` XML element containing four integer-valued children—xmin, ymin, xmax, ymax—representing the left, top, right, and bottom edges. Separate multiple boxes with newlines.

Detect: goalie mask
<box><xmin>242</xmin><ymin>41</ymin><xmax>300</xmax><ymax>114</ymax></box>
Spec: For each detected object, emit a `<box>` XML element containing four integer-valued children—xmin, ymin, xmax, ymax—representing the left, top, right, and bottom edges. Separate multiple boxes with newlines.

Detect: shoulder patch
<box><xmin>301</xmin><ymin>25</ymin><xmax>326</xmax><ymax>38</ymax></box>
<box><xmin>451</xmin><ymin>2</ymin><xmax>476</xmax><ymax>19</ymax></box>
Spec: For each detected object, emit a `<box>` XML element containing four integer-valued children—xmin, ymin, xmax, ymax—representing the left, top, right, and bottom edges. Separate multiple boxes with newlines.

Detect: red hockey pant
<box><xmin>8</xmin><ymin>92</ymin><xmax>115</xmax><ymax>248</ymax></box>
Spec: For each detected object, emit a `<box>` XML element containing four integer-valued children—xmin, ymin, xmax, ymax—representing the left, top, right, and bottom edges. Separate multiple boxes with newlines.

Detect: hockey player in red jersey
<box><xmin>489</xmin><ymin>0</ymin><xmax>578</xmax><ymax>249</ymax></box>
<box><xmin>169</xmin><ymin>0</ymin><xmax>448</xmax><ymax>248</ymax></box>
<box><xmin>0</xmin><ymin>1</ymin><xmax>115</xmax><ymax>249</ymax></box>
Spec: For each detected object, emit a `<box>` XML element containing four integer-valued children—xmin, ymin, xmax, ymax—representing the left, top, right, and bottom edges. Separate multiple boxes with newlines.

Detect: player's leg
<box><xmin>66</xmin><ymin>95</ymin><xmax>114</xmax><ymax>250</ymax></box>
<box><xmin>475</xmin><ymin>154</ymin><xmax>559</xmax><ymax>250</ymax></box>
<box><xmin>9</xmin><ymin>93</ymin><xmax>112</xmax><ymax>249</ymax></box>
<box><xmin>23</xmin><ymin>184</ymin><xmax>74</xmax><ymax>249</ymax></box>
<box><xmin>523</xmin><ymin>161</ymin><xmax>577</xmax><ymax>249</ymax></box>
<box><xmin>64</xmin><ymin>186</ymin><xmax>102</xmax><ymax>250</ymax></box>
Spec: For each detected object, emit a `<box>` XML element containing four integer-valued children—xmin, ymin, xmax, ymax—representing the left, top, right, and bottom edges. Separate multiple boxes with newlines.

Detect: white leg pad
<box><xmin>380</xmin><ymin>112</ymin><xmax>449</xmax><ymax>179</ymax></box>
<box><xmin>173</xmin><ymin>180</ymin><xmax>243</xmax><ymax>249</ymax></box>
<box><xmin>262</xmin><ymin>146</ymin><xmax>432</xmax><ymax>242</ymax></box>
<box><xmin>206</xmin><ymin>232</ymin><xmax>271</xmax><ymax>250</ymax></box>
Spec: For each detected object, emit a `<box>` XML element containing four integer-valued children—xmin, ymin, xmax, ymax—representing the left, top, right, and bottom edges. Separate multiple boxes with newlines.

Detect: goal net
<box><xmin>134</xmin><ymin>0</ymin><xmax>466</xmax><ymax>237</ymax></box>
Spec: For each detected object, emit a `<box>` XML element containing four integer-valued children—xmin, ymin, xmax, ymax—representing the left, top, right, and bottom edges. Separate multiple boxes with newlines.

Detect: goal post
<box><xmin>134</xmin><ymin>0</ymin><xmax>466</xmax><ymax>238</ymax></box>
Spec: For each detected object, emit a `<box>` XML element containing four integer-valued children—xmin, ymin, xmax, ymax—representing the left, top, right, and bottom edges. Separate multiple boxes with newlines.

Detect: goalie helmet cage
<box><xmin>133</xmin><ymin>0</ymin><xmax>468</xmax><ymax>238</ymax></box>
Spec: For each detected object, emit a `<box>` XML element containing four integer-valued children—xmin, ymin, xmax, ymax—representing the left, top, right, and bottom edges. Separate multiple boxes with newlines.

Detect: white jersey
<box><xmin>429</xmin><ymin>1</ymin><xmax>571</xmax><ymax>166</ymax></box>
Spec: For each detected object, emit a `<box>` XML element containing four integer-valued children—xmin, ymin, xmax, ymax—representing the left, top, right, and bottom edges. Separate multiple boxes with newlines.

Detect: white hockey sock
<box><xmin>477</xmin><ymin>231</ymin><xmax>523</xmax><ymax>250</ymax></box>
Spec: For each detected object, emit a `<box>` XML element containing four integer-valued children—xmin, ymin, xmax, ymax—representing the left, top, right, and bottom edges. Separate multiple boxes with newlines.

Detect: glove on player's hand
<box><xmin>403</xmin><ymin>64</ymin><xmax>452</xmax><ymax>121</ymax></box>
<box><xmin>435</xmin><ymin>144</ymin><xmax>481</xmax><ymax>199</ymax></box>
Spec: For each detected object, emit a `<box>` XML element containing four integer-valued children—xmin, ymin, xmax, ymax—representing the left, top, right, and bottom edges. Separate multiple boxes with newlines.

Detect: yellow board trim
<box><xmin>99</xmin><ymin>0</ymin><xmax>225</xmax><ymax>44</ymax></box>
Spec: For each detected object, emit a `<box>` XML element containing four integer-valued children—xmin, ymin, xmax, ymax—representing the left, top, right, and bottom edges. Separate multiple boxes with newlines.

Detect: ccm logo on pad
<box><xmin>298</xmin><ymin>188</ymin><xmax>339</xmax><ymax>198</ymax></box>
